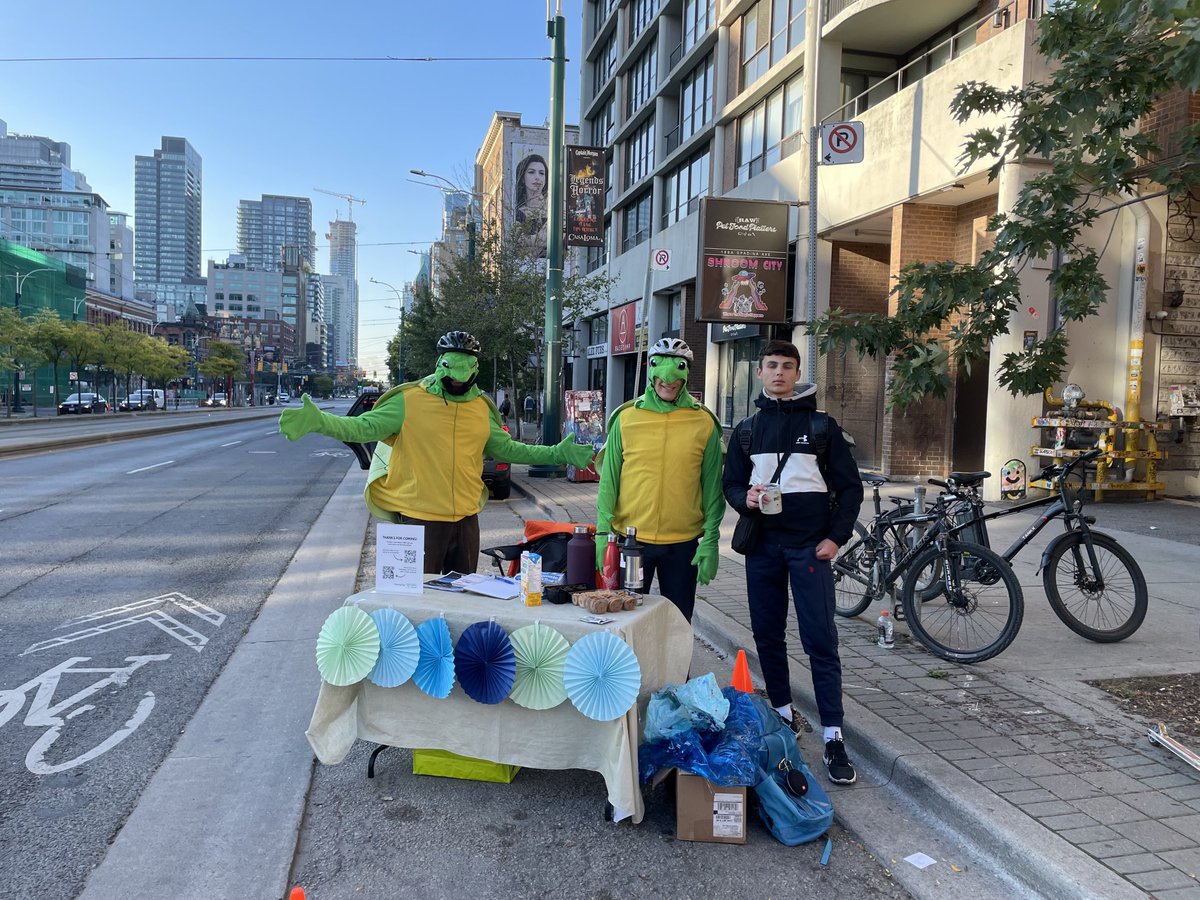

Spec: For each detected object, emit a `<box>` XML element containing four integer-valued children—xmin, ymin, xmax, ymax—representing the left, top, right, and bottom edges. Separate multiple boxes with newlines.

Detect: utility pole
<box><xmin>531</xmin><ymin>2</ymin><xmax>567</xmax><ymax>476</ymax></box>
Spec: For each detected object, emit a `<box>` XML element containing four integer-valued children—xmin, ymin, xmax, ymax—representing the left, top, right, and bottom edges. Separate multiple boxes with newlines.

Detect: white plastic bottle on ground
<box><xmin>877</xmin><ymin>610</ymin><xmax>894</xmax><ymax>648</ymax></box>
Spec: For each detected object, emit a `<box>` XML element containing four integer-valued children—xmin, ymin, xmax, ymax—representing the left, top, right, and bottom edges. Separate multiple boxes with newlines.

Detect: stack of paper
<box><xmin>451</xmin><ymin>573</ymin><xmax>522</xmax><ymax>600</ymax></box>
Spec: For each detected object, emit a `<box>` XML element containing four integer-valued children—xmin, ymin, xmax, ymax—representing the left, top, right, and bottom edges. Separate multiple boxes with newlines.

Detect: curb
<box><xmin>692</xmin><ymin>606</ymin><xmax>1144</xmax><ymax>900</ymax></box>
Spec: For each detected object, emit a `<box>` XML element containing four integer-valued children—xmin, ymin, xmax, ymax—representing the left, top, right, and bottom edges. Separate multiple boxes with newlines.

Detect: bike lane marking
<box><xmin>126</xmin><ymin>460</ymin><xmax>175</xmax><ymax>475</ymax></box>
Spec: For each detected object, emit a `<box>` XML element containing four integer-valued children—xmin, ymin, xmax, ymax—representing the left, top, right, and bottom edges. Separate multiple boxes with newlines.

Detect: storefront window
<box><xmin>589</xmin><ymin>358</ymin><xmax>606</xmax><ymax>392</ymax></box>
<box><xmin>717</xmin><ymin>336</ymin><xmax>768</xmax><ymax>426</ymax></box>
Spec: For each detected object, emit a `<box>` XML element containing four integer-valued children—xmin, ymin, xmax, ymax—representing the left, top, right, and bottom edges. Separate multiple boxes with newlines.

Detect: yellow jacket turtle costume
<box><xmin>279</xmin><ymin>332</ymin><xmax>593</xmax><ymax>522</ymax></box>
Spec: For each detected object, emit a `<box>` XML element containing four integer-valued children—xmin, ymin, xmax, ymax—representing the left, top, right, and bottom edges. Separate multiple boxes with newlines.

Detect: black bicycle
<box><xmin>915</xmin><ymin>448</ymin><xmax>1148</xmax><ymax>643</ymax></box>
<box><xmin>832</xmin><ymin>476</ymin><xmax>1025</xmax><ymax>664</ymax></box>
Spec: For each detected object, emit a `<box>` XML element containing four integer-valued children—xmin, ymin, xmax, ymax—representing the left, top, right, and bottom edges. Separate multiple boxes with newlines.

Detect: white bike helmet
<box><xmin>648</xmin><ymin>337</ymin><xmax>693</xmax><ymax>362</ymax></box>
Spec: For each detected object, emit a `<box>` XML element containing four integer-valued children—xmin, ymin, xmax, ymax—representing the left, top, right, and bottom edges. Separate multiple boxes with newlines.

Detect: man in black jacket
<box><xmin>722</xmin><ymin>340</ymin><xmax>864</xmax><ymax>784</ymax></box>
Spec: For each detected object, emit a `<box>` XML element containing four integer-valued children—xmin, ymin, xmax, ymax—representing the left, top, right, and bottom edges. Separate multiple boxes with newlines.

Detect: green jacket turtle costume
<box><xmin>279</xmin><ymin>331</ymin><xmax>593</xmax><ymax>524</ymax></box>
<box><xmin>595</xmin><ymin>338</ymin><xmax>725</xmax><ymax>617</ymax></box>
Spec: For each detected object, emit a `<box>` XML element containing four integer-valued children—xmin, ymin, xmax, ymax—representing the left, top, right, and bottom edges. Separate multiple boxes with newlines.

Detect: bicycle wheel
<box><xmin>885</xmin><ymin>505</ymin><xmax>944</xmax><ymax>602</ymax></box>
<box><xmin>901</xmin><ymin>541</ymin><xmax>1023</xmax><ymax>664</ymax></box>
<box><xmin>1043</xmin><ymin>531</ymin><xmax>1147</xmax><ymax>642</ymax></box>
<box><xmin>833</xmin><ymin>523</ymin><xmax>876</xmax><ymax>618</ymax></box>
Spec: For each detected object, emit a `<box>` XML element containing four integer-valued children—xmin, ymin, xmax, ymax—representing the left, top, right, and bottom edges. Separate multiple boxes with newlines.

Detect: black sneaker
<box><xmin>823</xmin><ymin>738</ymin><xmax>857</xmax><ymax>785</ymax></box>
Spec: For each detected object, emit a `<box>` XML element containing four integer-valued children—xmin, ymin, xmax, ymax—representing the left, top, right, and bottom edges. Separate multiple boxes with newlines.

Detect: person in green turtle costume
<box><xmin>279</xmin><ymin>330</ymin><xmax>594</xmax><ymax>574</ymax></box>
<box><xmin>595</xmin><ymin>337</ymin><xmax>725</xmax><ymax>622</ymax></box>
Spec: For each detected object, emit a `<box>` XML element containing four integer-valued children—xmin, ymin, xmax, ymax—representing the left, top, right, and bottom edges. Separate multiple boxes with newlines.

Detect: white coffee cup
<box><xmin>761</xmin><ymin>484</ymin><xmax>783</xmax><ymax>515</ymax></box>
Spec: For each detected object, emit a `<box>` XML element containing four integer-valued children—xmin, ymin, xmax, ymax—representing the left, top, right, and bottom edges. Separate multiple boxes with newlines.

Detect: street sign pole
<box><xmin>806</xmin><ymin>124</ymin><xmax>820</xmax><ymax>383</ymax></box>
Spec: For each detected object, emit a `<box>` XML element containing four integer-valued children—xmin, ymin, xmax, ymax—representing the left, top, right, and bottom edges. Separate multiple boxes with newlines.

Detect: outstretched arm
<box><xmin>691</xmin><ymin>425</ymin><xmax>726</xmax><ymax>584</ymax></box>
<box><xmin>279</xmin><ymin>393</ymin><xmax>405</xmax><ymax>443</ymax></box>
<box><xmin>594</xmin><ymin>415</ymin><xmax>625</xmax><ymax>570</ymax></box>
<box><xmin>483</xmin><ymin>418</ymin><xmax>595</xmax><ymax>469</ymax></box>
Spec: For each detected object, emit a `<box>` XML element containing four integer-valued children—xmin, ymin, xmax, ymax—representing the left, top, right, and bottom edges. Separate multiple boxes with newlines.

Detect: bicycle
<box><xmin>831</xmin><ymin>477</ymin><xmax>1025</xmax><ymax>663</ymax></box>
<box><xmin>918</xmin><ymin>448</ymin><xmax>1147</xmax><ymax>642</ymax></box>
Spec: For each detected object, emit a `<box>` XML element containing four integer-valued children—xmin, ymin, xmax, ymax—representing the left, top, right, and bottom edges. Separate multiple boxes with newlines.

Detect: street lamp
<box><xmin>7</xmin><ymin>267</ymin><xmax>54</xmax><ymax>413</ymax></box>
<box><xmin>370</xmin><ymin>277</ymin><xmax>406</xmax><ymax>380</ymax></box>
<box><xmin>410</xmin><ymin>169</ymin><xmax>480</xmax><ymax>261</ymax></box>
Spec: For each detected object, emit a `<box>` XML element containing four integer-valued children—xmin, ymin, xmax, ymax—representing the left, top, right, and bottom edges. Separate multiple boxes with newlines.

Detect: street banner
<box><xmin>565</xmin><ymin>146</ymin><xmax>606</xmax><ymax>248</ymax></box>
<box><xmin>610</xmin><ymin>300</ymin><xmax>638</xmax><ymax>354</ymax></box>
<box><xmin>696</xmin><ymin>197</ymin><xmax>791</xmax><ymax>324</ymax></box>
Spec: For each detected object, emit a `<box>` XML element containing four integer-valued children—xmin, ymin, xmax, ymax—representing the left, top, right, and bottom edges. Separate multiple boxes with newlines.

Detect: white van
<box><xmin>119</xmin><ymin>389</ymin><xmax>165</xmax><ymax>411</ymax></box>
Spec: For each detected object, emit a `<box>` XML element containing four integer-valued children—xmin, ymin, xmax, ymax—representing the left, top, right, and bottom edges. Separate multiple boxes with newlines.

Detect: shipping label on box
<box><xmin>675</xmin><ymin>771</ymin><xmax>748</xmax><ymax>844</ymax></box>
<box><xmin>712</xmin><ymin>792</ymin><xmax>746</xmax><ymax>839</ymax></box>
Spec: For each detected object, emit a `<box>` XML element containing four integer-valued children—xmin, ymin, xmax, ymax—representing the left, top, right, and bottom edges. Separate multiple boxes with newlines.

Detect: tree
<box><xmin>197</xmin><ymin>340</ymin><xmax>244</xmax><ymax>393</ymax></box>
<box><xmin>60</xmin><ymin>320</ymin><xmax>99</xmax><ymax>401</ymax></box>
<box><xmin>140</xmin><ymin>339</ymin><xmax>189</xmax><ymax>398</ymax></box>
<box><xmin>27</xmin><ymin>309</ymin><xmax>71</xmax><ymax>406</ymax></box>
<box><xmin>808</xmin><ymin>0</ymin><xmax>1200</xmax><ymax>409</ymax></box>
<box><xmin>312</xmin><ymin>374</ymin><xmax>334</xmax><ymax>396</ymax></box>
<box><xmin>0</xmin><ymin>307</ymin><xmax>34</xmax><ymax>416</ymax></box>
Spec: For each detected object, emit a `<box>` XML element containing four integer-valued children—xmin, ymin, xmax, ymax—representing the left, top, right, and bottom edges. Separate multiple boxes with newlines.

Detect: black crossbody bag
<box><xmin>731</xmin><ymin>442</ymin><xmax>792</xmax><ymax>556</ymax></box>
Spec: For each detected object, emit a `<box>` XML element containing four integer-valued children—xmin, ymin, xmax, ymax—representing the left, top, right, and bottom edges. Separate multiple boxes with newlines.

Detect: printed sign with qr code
<box><xmin>376</xmin><ymin>523</ymin><xmax>425</xmax><ymax>595</ymax></box>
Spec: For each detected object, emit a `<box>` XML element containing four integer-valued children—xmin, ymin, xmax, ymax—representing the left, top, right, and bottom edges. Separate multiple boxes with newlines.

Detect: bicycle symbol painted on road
<box><xmin>311</xmin><ymin>450</ymin><xmax>350</xmax><ymax>458</ymax></box>
<box><xmin>0</xmin><ymin>654</ymin><xmax>170</xmax><ymax>774</ymax></box>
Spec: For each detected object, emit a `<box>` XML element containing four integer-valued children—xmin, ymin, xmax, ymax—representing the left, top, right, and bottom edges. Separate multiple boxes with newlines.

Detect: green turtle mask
<box><xmin>436</xmin><ymin>351</ymin><xmax>480</xmax><ymax>396</ymax></box>
<box><xmin>650</xmin><ymin>354</ymin><xmax>689</xmax><ymax>385</ymax></box>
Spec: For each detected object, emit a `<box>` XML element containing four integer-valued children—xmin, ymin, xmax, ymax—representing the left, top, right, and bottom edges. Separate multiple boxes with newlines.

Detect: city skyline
<box><xmin>1</xmin><ymin>0</ymin><xmax>584</xmax><ymax>379</ymax></box>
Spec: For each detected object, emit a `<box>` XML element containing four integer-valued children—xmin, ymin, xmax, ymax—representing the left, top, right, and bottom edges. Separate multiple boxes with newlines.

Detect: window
<box><xmin>593</xmin><ymin>0</ymin><xmax>618</xmax><ymax>34</ymax></box>
<box><xmin>591</xmin><ymin>94</ymin><xmax>616</xmax><ymax>146</ymax></box>
<box><xmin>717</xmin><ymin>336</ymin><xmax>769</xmax><ymax>426</ymax></box>
<box><xmin>741</xmin><ymin>0</ymin><xmax>804</xmax><ymax>91</ymax></box>
<box><xmin>682</xmin><ymin>0</ymin><xmax>714</xmax><ymax>55</ymax></box>
<box><xmin>626</xmin><ymin>43</ymin><xmax>658</xmax><ymax>117</ymax></box>
<box><xmin>664</xmin><ymin>292</ymin><xmax>682</xmax><ymax>335</ymax></box>
<box><xmin>589</xmin><ymin>314</ymin><xmax>608</xmax><ymax>344</ymax></box>
<box><xmin>215</xmin><ymin>292</ymin><xmax>225</xmax><ymax>300</ymax></box>
<box><xmin>621</xmin><ymin>192</ymin><xmax>652</xmax><ymax>253</ymax></box>
<box><xmin>678</xmin><ymin>55</ymin><xmax>714</xmax><ymax>147</ymax></box>
<box><xmin>624</xmin><ymin>118</ymin><xmax>655</xmax><ymax>188</ymax></box>
<box><xmin>661</xmin><ymin>147</ymin><xmax>710</xmax><ymax>229</ymax></box>
<box><xmin>737</xmin><ymin>71</ymin><xmax>803</xmax><ymax>183</ymax></box>
<box><xmin>630</xmin><ymin>0</ymin><xmax>659</xmax><ymax>40</ymax></box>
<box><xmin>593</xmin><ymin>32</ymin><xmax>617</xmax><ymax>92</ymax></box>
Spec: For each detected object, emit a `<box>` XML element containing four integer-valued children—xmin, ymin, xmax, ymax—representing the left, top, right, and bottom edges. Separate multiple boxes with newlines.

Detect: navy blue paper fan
<box><xmin>454</xmin><ymin>620</ymin><xmax>516</xmax><ymax>705</ymax></box>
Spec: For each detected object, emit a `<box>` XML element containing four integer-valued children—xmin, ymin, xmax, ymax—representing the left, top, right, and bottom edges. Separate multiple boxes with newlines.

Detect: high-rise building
<box><xmin>326</xmin><ymin>218</ymin><xmax>358</xmax><ymax>369</ymax></box>
<box><xmin>107</xmin><ymin>211</ymin><xmax>134</xmax><ymax>299</ymax></box>
<box><xmin>237</xmin><ymin>195</ymin><xmax>316</xmax><ymax>272</ymax></box>
<box><xmin>207</xmin><ymin>254</ymin><xmax>284</xmax><ymax>321</ymax></box>
<box><xmin>0</xmin><ymin>119</ymin><xmax>90</xmax><ymax>191</ymax></box>
<box><xmin>134</xmin><ymin>136</ymin><xmax>202</xmax><ymax>321</ymax></box>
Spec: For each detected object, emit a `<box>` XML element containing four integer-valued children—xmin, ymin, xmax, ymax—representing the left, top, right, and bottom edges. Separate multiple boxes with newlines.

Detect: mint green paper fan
<box><xmin>509</xmin><ymin>623</ymin><xmax>570</xmax><ymax>710</ymax></box>
<box><xmin>315</xmin><ymin>607</ymin><xmax>380</xmax><ymax>686</ymax></box>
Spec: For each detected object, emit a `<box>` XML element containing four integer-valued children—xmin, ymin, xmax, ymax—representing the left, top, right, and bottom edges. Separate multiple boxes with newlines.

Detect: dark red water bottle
<box><xmin>566</xmin><ymin>525</ymin><xmax>597</xmax><ymax>589</ymax></box>
<box><xmin>600</xmin><ymin>533</ymin><xmax>620</xmax><ymax>589</ymax></box>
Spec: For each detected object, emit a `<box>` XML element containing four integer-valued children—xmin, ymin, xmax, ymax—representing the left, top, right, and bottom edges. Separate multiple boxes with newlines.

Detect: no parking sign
<box><xmin>820</xmin><ymin>122</ymin><xmax>864</xmax><ymax>165</ymax></box>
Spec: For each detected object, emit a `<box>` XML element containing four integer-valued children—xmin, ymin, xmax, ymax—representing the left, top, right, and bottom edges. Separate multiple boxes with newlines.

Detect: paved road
<box><xmin>0</xmin><ymin>410</ymin><xmax>354</xmax><ymax>900</ymax></box>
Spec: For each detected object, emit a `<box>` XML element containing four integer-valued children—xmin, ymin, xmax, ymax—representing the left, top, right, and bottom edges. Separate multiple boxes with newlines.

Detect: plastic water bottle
<box><xmin>566</xmin><ymin>525</ymin><xmax>597</xmax><ymax>589</ymax></box>
<box><xmin>600</xmin><ymin>533</ymin><xmax>621</xmax><ymax>589</ymax></box>
<box><xmin>877</xmin><ymin>610</ymin><xmax>894</xmax><ymax>648</ymax></box>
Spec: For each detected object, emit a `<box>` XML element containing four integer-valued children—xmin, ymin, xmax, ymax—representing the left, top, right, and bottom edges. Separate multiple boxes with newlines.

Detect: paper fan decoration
<box><xmin>509</xmin><ymin>623</ymin><xmax>570</xmax><ymax>710</ymax></box>
<box><xmin>454</xmin><ymin>621</ymin><xmax>516</xmax><ymax>705</ymax></box>
<box><xmin>563</xmin><ymin>631</ymin><xmax>642</xmax><ymax>721</ymax></box>
<box><xmin>414</xmin><ymin>617</ymin><xmax>456</xmax><ymax>699</ymax></box>
<box><xmin>315</xmin><ymin>607</ymin><xmax>380</xmax><ymax>686</ymax></box>
<box><xmin>367</xmin><ymin>608</ymin><xmax>420</xmax><ymax>688</ymax></box>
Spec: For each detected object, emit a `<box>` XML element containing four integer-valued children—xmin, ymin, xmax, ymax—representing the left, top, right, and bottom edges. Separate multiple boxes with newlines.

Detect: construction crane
<box><xmin>314</xmin><ymin>188</ymin><xmax>366</xmax><ymax>221</ymax></box>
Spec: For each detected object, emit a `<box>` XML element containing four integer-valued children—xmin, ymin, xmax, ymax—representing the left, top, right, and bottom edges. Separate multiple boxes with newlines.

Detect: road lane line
<box><xmin>248</xmin><ymin>450</ymin><xmax>277</xmax><ymax>454</ymax></box>
<box><xmin>126</xmin><ymin>460</ymin><xmax>175</xmax><ymax>475</ymax></box>
<box><xmin>220</xmin><ymin>440</ymin><xmax>243</xmax><ymax>447</ymax></box>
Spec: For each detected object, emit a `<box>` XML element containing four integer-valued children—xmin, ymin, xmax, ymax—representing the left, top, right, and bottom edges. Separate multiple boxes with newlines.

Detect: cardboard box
<box><xmin>674</xmin><ymin>771</ymin><xmax>748</xmax><ymax>844</ymax></box>
<box><xmin>411</xmin><ymin>749</ymin><xmax>520</xmax><ymax>784</ymax></box>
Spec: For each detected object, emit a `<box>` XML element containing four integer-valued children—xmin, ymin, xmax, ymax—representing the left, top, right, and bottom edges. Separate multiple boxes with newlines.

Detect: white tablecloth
<box><xmin>305</xmin><ymin>587</ymin><xmax>693</xmax><ymax>823</ymax></box>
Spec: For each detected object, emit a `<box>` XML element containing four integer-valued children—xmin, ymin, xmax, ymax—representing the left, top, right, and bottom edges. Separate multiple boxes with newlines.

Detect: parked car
<box><xmin>277</xmin><ymin>392</ymin><xmax>291</xmax><ymax>404</ymax></box>
<box><xmin>58</xmin><ymin>393</ymin><xmax>109</xmax><ymax>415</ymax></box>
<box><xmin>483</xmin><ymin>424</ymin><xmax>512</xmax><ymax>500</ymax></box>
<box><xmin>212</xmin><ymin>392</ymin><xmax>228</xmax><ymax>407</ymax></box>
<box><xmin>118</xmin><ymin>389</ymin><xmax>164</xmax><ymax>412</ymax></box>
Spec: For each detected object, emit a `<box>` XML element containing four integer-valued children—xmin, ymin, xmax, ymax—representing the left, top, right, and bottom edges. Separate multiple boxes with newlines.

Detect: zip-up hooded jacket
<box><xmin>722</xmin><ymin>383</ymin><xmax>864</xmax><ymax>549</ymax></box>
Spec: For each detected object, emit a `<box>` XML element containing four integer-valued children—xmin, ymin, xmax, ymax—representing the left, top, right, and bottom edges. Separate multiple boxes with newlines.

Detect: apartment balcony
<box><xmin>817</xmin><ymin>16</ymin><xmax>1049</xmax><ymax>236</ymax></box>
<box><xmin>824</xmin><ymin>0</ymin><xmax>976</xmax><ymax>54</ymax></box>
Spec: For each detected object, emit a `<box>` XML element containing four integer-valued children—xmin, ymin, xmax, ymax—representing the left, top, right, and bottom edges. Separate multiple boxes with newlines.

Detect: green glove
<box><xmin>691</xmin><ymin>541</ymin><xmax>719</xmax><ymax>585</ymax></box>
<box><xmin>279</xmin><ymin>394</ymin><xmax>324</xmax><ymax>441</ymax></box>
<box><xmin>596</xmin><ymin>534</ymin><xmax>609</xmax><ymax>573</ymax></box>
<box><xmin>557</xmin><ymin>435</ymin><xmax>595</xmax><ymax>469</ymax></box>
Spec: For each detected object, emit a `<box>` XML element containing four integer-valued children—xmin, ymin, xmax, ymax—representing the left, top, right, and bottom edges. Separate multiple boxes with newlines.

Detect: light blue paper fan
<box><xmin>315</xmin><ymin>607</ymin><xmax>380</xmax><ymax>686</ymax></box>
<box><xmin>367</xmin><ymin>608</ymin><xmax>420</xmax><ymax>688</ymax></box>
<box><xmin>509</xmin><ymin>623</ymin><xmax>570</xmax><ymax>710</ymax></box>
<box><xmin>562</xmin><ymin>631</ymin><xmax>641</xmax><ymax>721</ymax></box>
<box><xmin>414</xmin><ymin>617</ymin><xmax>456</xmax><ymax>698</ymax></box>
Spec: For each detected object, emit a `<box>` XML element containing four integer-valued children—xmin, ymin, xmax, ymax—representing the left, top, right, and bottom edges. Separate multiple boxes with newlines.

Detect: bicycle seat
<box><xmin>948</xmin><ymin>471</ymin><xmax>991</xmax><ymax>486</ymax></box>
<box><xmin>862</xmin><ymin>473</ymin><xmax>889</xmax><ymax>486</ymax></box>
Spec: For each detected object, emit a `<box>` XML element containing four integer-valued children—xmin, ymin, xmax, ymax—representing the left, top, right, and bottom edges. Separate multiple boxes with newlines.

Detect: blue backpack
<box><xmin>748</xmin><ymin>696</ymin><xmax>834</xmax><ymax>850</ymax></box>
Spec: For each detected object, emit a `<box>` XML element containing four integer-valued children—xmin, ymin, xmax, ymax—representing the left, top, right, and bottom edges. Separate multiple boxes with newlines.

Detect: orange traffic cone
<box><xmin>731</xmin><ymin>649</ymin><xmax>753</xmax><ymax>693</ymax></box>
<box><xmin>289</xmin><ymin>888</ymin><xmax>306</xmax><ymax>900</ymax></box>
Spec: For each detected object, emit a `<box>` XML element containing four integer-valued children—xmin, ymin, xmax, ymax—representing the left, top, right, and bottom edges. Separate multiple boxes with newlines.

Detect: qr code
<box><xmin>382</xmin><ymin>566</ymin><xmax>395</xmax><ymax>579</ymax></box>
<box><xmin>404</xmin><ymin>550</ymin><xmax>417</xmax><ymax>565</ymax></box>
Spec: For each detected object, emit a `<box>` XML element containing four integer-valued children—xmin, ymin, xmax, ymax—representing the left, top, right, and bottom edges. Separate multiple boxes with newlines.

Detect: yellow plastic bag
<box><xmin>411</xmin><ymin>749</ymin><xmax>520</xmax><ymax>784</ymax></box>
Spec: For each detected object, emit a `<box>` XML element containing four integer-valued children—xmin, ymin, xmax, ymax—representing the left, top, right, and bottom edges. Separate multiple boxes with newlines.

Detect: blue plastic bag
<box><xmin>644</xmin><ymin>673</ymin><xmax>731</xmax><ymax>742</ymax></box>
<box><xmin>638</xmin><ymin>687</ymin><xmax>764</xmax><ymax>787</ymax></box>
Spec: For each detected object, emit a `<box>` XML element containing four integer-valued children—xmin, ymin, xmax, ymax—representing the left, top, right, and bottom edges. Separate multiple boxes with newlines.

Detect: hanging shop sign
<box><xmin>709</xmin><ymin>322</ymin><xmax>762</xmax><ymax>343</ymax></box>
<box><xmin>565</xmin><ymin>146</ymin><xmax>606</xmax><ymax>248</ymax></box>
<box><xmin>610</xmin><ymin>301</ymin><xmax>639</xmax><ymax>354</ymax></box>
<box><xmin>696</xmin><ymin>197</ymin><xmax>790</xmax><ymax>324</ymax></box>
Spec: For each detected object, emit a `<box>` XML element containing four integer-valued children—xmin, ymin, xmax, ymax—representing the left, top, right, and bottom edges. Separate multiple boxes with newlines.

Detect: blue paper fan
<box><xmin>563</xmin><ymin>631</ymin><xmax>642</xmax><ymax>721</ymax></box>
<box><xmin>315</xmin><ymin>607</ymin><xmax>380</xmax><ymax>686</ymax></box>
<box><xmin>454</xmin><ymin>621</ymin><xmax>516</xmax><ymax>705</ymax></box>
<box><xmin>509</xmin><ymin>623</ymin><xmax>570</xmax><ymax>710</ymax></box>
<box><xmin>367</xmin><ymin>608</ymin><xmax>420</xmax><ymax>688</ymax></box>
<box><xmin>414</xmin><ymin>617</ymin><xmax>456</xmax><ymax>699</ymax></box>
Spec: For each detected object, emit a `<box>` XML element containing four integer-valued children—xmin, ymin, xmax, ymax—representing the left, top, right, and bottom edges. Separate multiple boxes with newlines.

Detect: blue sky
<box><xmin>2</xmin><ymin>0</ymin><xmax>583</xmax><ymax>377</ymax></box>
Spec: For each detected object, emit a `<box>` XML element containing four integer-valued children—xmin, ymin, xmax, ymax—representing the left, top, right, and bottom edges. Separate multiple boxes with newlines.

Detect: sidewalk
<box><xmin>510</xmin><ymin>467</ymin><xmax>1200</xmax><ymax>899</ymax></box>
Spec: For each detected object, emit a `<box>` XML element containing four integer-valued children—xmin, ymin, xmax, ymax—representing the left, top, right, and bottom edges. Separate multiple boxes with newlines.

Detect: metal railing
<box><xmin>825</xmin><ymin>0</ymin><xmax>1027</xmax><ymax>124</ymax></box>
